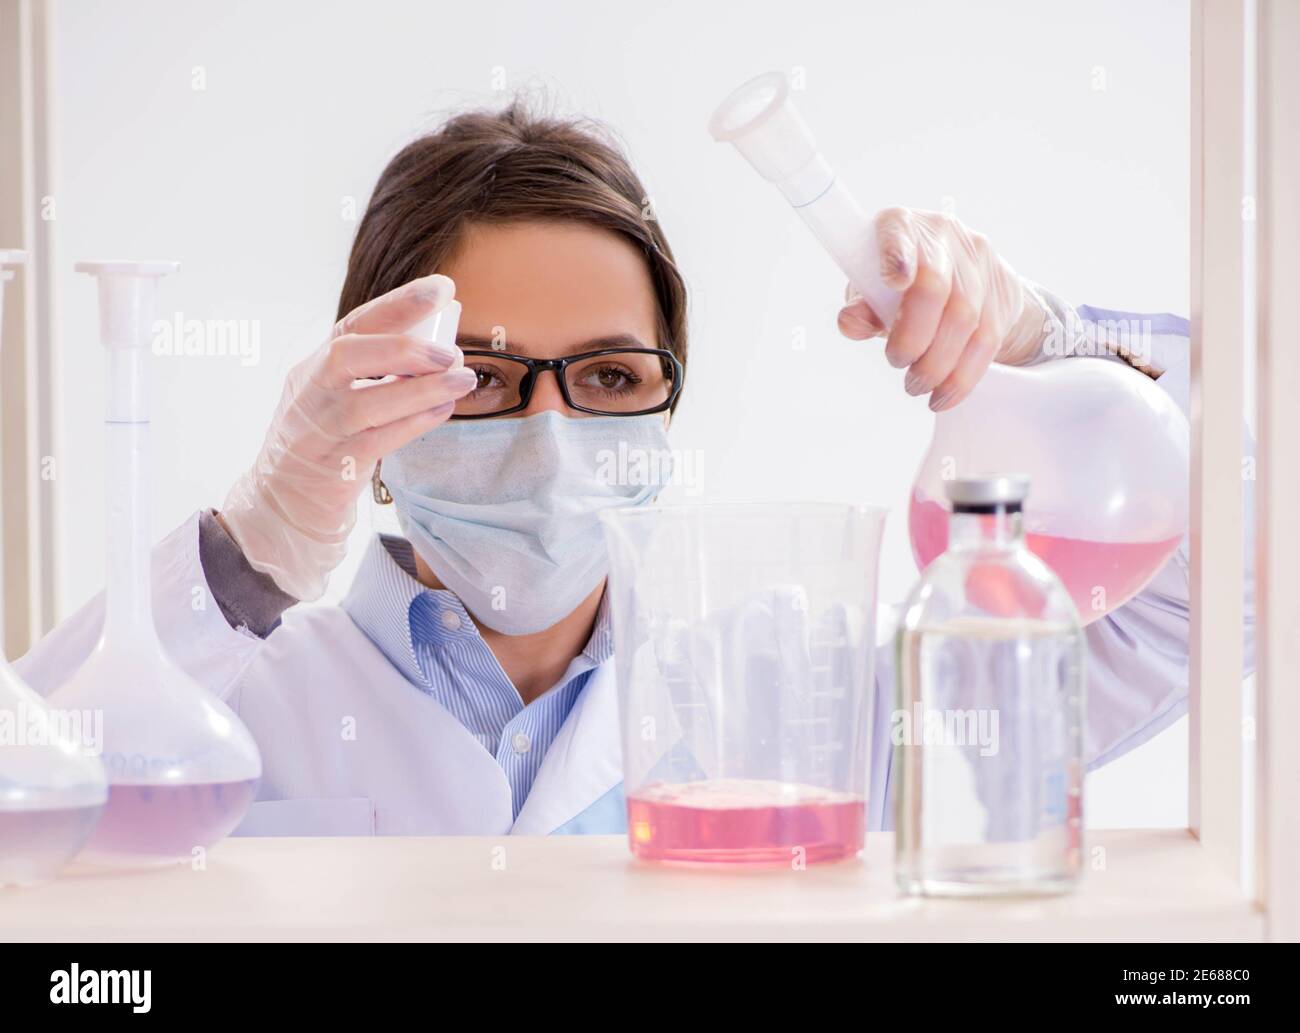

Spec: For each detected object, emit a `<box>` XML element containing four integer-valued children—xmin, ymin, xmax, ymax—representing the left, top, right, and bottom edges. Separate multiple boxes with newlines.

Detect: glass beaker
<box><xmin>49</xmin><ymin>261</ymin><xmax>262</xmax><ymax>867</ymax></box>
<box><xmin>599</xmin><ymin>503</ymin><xmax>887</xmax><ymax>865</ymax></box>
<box><xmin>909</xmin><ymin>357</ymin><xmax>1188</xmax><ymax>624</ymax></box>
<box><xmin>895</xmin><ymin>476</ymin><xmax>1085</xmax><ymax>896</ymax></box>
<box><xmin>1</xmin><ymin>249</ymin><xmax>109</xmax><ymax>887</ymax></box>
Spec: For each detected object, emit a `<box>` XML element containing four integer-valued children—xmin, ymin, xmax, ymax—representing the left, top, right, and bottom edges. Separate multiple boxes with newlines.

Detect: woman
<box><xmin>17</xmin><ymin>101</ymin><xmax>1210</xmax><ymax>835</ymax></box>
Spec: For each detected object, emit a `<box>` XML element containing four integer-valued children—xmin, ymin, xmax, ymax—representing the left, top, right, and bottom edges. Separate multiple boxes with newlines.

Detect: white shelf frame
<box><xmin>1189</xmin><ymin>0</ymin><xmax>1246</xmax><ymax>889</ymax></box>
<box><xmin>1252</xmin><ymin>0</ymin><xmax>1300</xmax><ymax>941</ymax></box>
<box><xmin>0</xmin><ymin>0</ymin><xmax>57</xmax><ymax>657</ymax></box>
<box><xmin>1188</xmin><ymin>0</ymin><xmax>1297</xmax><ymax>942</ymax></box>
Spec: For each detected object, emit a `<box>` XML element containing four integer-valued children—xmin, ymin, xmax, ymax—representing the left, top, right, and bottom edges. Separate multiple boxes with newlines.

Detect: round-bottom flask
<box><xmin>909</xmin><ymin>359</ymin><xmax>1188</xmax><ymax>625</ymax></box>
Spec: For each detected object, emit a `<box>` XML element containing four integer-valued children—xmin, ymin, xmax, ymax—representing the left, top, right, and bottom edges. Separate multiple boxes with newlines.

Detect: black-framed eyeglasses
<box><xmin>452</xmin><ymin>347</ymin><xmax>684</xmax><ymax>419</ymax></box>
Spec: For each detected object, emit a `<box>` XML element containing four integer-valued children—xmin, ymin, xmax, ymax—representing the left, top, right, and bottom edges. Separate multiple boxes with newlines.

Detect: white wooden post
<box><xmin>1255</xmin><ymin>0</ymin><xmax>1300</xmax><ymax>942</ymax></box>
<box><xmin>0</xmin><ymin>0</ymin><xmax>56</xmax><ymax>656</ymax></box>
<box><xmin>1189</xmin><ymin>0</ymin><xmax>1245</xmax><ymax>883</ymax></box>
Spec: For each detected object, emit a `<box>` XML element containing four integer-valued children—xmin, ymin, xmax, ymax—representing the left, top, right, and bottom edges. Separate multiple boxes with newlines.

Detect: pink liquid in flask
<box><xmin>909</xmin><ymin>493</ymin><xmax>1182</xmax><ymax>622</ymax></box>
<box><xmin>627</xmin><ymin>779</ymin><xmax>865</xmax><ymax>865</ymax></box>
<box><xmin>78</xmin><ymin>778</ymin><xmax>259</xmax><ymax>866</ymax></box>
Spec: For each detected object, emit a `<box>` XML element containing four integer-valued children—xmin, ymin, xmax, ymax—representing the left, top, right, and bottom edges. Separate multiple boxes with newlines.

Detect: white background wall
<box><xmin>48</xmin><ymin>0</ymin><xmax>1190</xmax><ymax>825</ymax></box>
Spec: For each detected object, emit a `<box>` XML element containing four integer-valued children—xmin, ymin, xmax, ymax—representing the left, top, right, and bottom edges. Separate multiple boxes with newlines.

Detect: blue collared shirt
<box><xmin>341</xmin><ymin>534</ymin><xmax>612</xmax><ymax>819</ymax></box>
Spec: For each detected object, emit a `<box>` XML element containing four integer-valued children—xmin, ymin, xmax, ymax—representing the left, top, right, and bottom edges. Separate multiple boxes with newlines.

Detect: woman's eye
<box><xmin>581</xmin><ymin>365</ymin><xmax>637</xmax><ymax>392</ymax></box>
<box><xmin>467</xmin><ymin>366</ymin><xmax>501</xmax><ymax>391</ymax></box>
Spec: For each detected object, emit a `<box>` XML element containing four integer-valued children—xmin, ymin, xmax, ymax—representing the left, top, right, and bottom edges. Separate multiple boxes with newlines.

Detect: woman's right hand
<box><xmin>219</xmin><ymin>274</ymin><xmax>476</xmax><ymax>601</ymax></box>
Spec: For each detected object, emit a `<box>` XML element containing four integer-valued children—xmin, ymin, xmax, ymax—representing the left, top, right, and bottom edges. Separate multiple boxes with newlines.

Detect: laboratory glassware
<box><xmin>709</xmin><ymin>72</ymin><xmax>1190</xmax><ymax>624</ymax></box>
<box><xmin>0</xmin><ymin>656</ymin><xmax>108</xmax><ymax>887</ymax></box>
<box><xmin>600</xmin><ymin>503</ymin><xmax>887</xmax><ymax>865</ymax></box>
<box><xmin>908</xmin><ymin>358</ymin><xmax>1187</xmax><ymax>622</ymax></box>
<box><xmin>895</xmin><ymin>476</ymin><xmax>1085</xmax><ymax>896</ymax></box>
<box><xmin>49</xmin><ymin>261</ymin><xmax>262</xmax><ymax>866</ymax></box>
<box><xmin>0</xmin><ymin>250</ymin><xmax>109</xmax><ymax>886</ymax></box>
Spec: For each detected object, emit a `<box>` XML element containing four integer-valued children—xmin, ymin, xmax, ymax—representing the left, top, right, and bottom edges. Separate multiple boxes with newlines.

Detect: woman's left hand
<box><xmin>836</xmin><ymin>207</ymin><xmax>1050</xmax><ymax>411</ymax></box>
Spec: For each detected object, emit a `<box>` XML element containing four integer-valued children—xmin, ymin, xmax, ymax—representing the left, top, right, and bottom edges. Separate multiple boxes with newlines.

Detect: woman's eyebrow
<box><xmin>455</xmin><ymin>332</ymin><xmax>651</xmax><ymax>354</ymax></box>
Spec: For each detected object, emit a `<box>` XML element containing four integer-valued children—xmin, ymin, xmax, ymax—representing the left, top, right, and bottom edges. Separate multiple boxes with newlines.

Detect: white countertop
<box><xmin>0</xmin><ymin>830</ymin><xmax>1262</xmax><ymax>942</ymax></box>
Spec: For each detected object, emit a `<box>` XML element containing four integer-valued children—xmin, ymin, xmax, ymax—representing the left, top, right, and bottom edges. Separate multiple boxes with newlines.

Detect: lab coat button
<box><xmin>511</xmin><ymin>732</ymin><xmax>531</xmax><ymax>754</ymax></box>
<box><xmin>440</xmin><ymin>610</ymin><xmax>462</xmax><ymax>631</ymax></box>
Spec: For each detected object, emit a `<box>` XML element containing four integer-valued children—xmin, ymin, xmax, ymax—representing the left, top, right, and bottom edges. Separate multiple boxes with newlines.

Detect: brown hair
<box><xmin>339</xmin><ymin>99</ymin><xmax>689</xmax><ymax>400</ymax></box>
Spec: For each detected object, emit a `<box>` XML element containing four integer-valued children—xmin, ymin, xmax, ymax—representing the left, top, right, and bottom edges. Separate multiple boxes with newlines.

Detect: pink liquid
<box><xmin>78</xmin><ymin>779</ymin><xmax>259</xmax><ymax>866</ymax></box>
<box><xmin>0</xmin><ymin>804</ymin><xmax>104</xmax><ymax>886</ymax></box>
<box><xmin>909</xmin><ymin>494</ymin><xmax>1182</xmax><ymax>622</ymax></box>
<box><xmin>627</xmin><ymin>779</ymin><xmax>865</xmax><ymax>865</ymax></box>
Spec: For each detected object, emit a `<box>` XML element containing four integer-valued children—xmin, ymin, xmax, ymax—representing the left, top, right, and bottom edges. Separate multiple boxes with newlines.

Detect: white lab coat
<box><xmin>16</xmin><ymin>525</ymin><xmax>626</xmax><ymax>836</ymax></box>
<box><xmin>16</xmin><ymin>314</ymin><xmax>1236</xmax><ymax>837</ymax></box>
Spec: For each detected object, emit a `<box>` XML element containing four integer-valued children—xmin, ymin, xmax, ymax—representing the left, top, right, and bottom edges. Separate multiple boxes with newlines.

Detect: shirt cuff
<box><xmin>1026</xmin><ymin>282</ymin><xmax>1164</xmax><ymax>377</ymax></box>
<box><xmin>198</xmin><ymin>508</ymin><xmax>297</xmax><ymax>637</ymax></box>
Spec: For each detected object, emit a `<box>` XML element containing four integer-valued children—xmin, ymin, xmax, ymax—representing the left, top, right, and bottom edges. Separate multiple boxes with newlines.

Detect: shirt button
<box><xmin>440</xmin><ymin>610</ymin><xmax>461</xmax><ymax>631</ymax></box>
<box><xmin>511</xmin><ymin>732</ymin><xmax>532</xmax><ymax>754</ymax></box>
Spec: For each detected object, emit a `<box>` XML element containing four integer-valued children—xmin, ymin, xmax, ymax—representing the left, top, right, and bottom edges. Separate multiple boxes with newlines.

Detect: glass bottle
<box><xmin>895</xmin><ymin>476</ymin><xmax>1085</xmax><ymax>895</ymax></box>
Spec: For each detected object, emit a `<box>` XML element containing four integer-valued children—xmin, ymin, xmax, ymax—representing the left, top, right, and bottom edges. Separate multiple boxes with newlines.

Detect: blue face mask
<box><xmin>382</xmin><ymin>410</ymin><xmax>672</xmax><ymax>635</ymax></box>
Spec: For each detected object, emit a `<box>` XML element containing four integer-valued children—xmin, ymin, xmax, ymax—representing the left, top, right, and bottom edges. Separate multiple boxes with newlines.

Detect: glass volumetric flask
<box><xmin>50</xmin><ymin>262</ymin><xmax>262</xmax><ymax>867</ymax></box>
<box><xmin>710</xmin><ymin>73</ymin><xmax>1189</xmax><ymax>623</ymax></box>
<box><xmin>1</xmin><ymin>250</ymin><xmax>109</xmax><ymax>887</ymax></box>
<box><xmin>600</xmin><ymin>504</ymin><xmax>887</xmax><ymax>865</ymax></box>
<box><xmin>895</xmin><ymin>476</ymin><xmax>1085</xmax><ymax>896</ymax></box>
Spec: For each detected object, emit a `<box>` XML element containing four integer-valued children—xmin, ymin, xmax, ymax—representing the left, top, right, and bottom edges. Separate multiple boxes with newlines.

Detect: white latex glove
<box><xmin>836</xmin><ymin>207</ymin><xmax>1052</xmax><ymax>410</ymax></box>
<box><xmin>221</xmin><ymin>274</ymin><xmax>476</xmax><ymax>601</ymax></box>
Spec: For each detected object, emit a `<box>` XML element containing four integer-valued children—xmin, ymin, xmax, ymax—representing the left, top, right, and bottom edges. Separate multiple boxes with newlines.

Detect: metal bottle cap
<box><xmin>944</xmin><ymin>475</ymin><xmax>1031</xmax><ymax>507</ymax></box>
